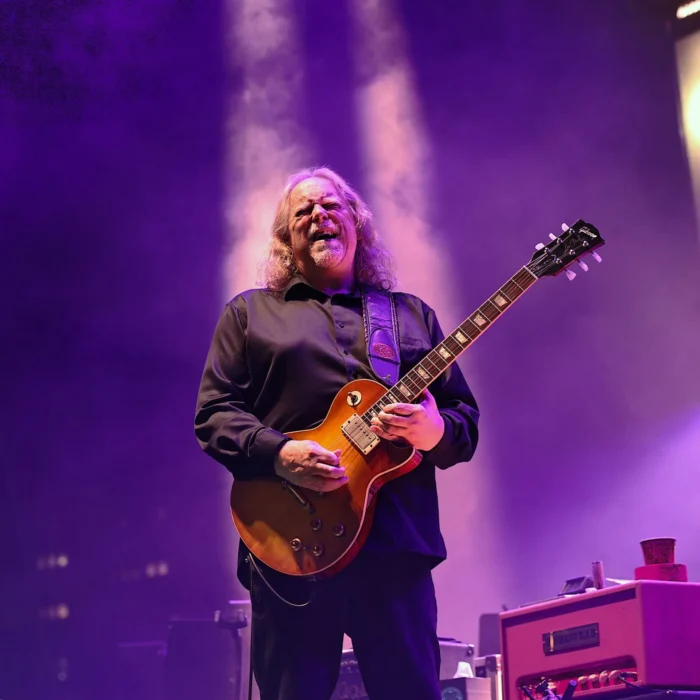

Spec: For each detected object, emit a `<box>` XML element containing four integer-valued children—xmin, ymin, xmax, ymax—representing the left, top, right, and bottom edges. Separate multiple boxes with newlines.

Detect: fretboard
<box><xmin>360</xmin><ymin>266</ymin><xmax>538</xmax><ymax>424</ymax></box>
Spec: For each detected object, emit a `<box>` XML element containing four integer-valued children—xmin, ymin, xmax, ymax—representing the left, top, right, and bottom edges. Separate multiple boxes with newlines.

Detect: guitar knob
<box><xmin>332</xmin><ymin>524</ymin><xmax>345</xmax><ymax>537</ymax></box>
<box><xmin>312</xmin><ymin>543</ymin><xmax>324</xmax><ymax>557</ymax></box>
<box><xmin>290</xmin><ymin>538</ymin><xmax>302</xmax><ymax>552</ymax></box>
<box><xmin>578</xmin><ymin>260</ymin><xmax>589</xmax><ymax>272</ymax></box>
<box><xmin>565</xmin><ymin>269</ymin><xmax>577</xmax><ymax>281</ymax></box>
<box><xmin>599</xmin><ymin>671</ymin><xmax>609</xmax><ymax>684</ymax></box>
<box><xmin>592</xmin><ymin>251</ymin><xmax>602</xmax><ymax>263</ymax></box>
<box><xmin>310</xmin><ymin>519</ymin><xmax>322</xmax><ymax>531</ymax></box>
<box><xmin>549</xmin><ymin>233</ymin><xmax>558</xmax><ymax>241</ymax></box>
<box><xmin>535</xmin><ymin>242</ymin><xmax>545</xmax><ymax>250</ymax></box>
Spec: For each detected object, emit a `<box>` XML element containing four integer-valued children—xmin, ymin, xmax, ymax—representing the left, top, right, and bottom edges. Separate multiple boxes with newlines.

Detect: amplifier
<box><xmin>474</xmin><ymin>654</ymin><xmax>503</xmax><ymax>700</ymax></box>
<box><xmin>499</xmin><ymin>581</ymin><xmax>700</xmax><ymax>700</ymax></box>
<box><xmin>331</xmin><ymin>658</ymin><xmax>489</xmax><ymax>700</ymax></box>
<box><xmin>330</xmin><ymin>639</ymin><xmax>476</xmax><ymax>699</ymax></box>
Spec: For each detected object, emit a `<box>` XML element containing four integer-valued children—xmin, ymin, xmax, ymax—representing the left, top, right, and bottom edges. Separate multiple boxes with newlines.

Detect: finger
<box><xmin>383</xmin><ymin>402</ymin><xmax>419</xmax><ymax>416</ymax></box>
<box><xmin>418</xmin><ymin>388</ymin><xmax>436</xmax><ymax>407</ymax></box>
<box><xmin>372</xmin><ymin>416</ymin><xmax>407</xmax><ymax>434</ymax></box>
<box><xmin>376</xmin><ymin>411</ymin><xmax>410</xmax><ymax>427</ymax></box>
<box><xmin>370</xmin><ymin>423</ymin><xmax>405</xmax><ymax>442</ymax></box>
<box><xmin>313</xmin><ymin>444</ymin><xmax>340</xmax><ymax>466</ymax></box>
<box><xmin>314</xmin><ymin>475</ymin><xmax>349</xmax><ymax>492</ymax></box>
<box><xmin>313</xmin><ymin>463</ymin><xmax>347</xmax><ymax>479</ymax></box>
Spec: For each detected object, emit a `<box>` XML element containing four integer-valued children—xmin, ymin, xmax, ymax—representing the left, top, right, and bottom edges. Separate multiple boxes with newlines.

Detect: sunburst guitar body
<box><xmin>230</xmin><ymin>378</ymin><xmax>421</xmax><ymax>578</ymax></box>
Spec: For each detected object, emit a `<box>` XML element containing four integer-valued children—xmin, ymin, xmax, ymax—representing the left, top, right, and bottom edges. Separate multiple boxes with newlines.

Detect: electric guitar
<box><xmin>230</xmin><ymin>219</ymin><xmax>605</xmax><ymax>578</ymax></box>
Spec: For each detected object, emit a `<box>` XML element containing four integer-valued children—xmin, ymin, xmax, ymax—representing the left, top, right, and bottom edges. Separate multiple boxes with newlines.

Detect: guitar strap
<box><xmin>361</xmin><ymin>286</ymin><xmax>401</xmax><ymax>386</ymax></box>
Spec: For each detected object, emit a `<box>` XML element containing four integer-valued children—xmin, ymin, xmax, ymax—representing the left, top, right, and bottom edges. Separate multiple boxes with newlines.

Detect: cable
<box><xmin>248</xmin><ymin>560</ymin><xmax>254</xmax><ymax>700</ymax></box>
<box><xmin>618</xmin><ymin>673</ymin><xmax>673</xmax><ymax>695</ymax></box>
<box><xmin>245</xmin><ymin>554</ymin><xmax>316</xmax><ymax>700</ymax></box>
<box><xmin>247</xmin><ymin>553</ymin><xmax>314</xmax><ymax>608</ymax></box>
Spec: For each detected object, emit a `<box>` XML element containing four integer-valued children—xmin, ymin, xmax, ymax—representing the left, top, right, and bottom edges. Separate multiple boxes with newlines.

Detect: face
<box><xmin>287</xmin><ymin>177</ymin><xmax>358</xmax><ymax>285</ymax></box>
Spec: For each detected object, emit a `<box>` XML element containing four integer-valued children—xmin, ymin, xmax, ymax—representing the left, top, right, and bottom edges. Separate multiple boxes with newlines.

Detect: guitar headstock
<box><xmin>528</xmin><ymin>219</ymin><xmax>604</xmax><ymax>280</ymax></box>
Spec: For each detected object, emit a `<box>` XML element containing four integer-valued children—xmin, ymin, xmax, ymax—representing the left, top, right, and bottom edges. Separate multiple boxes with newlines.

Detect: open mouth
<box><xmin>311</xmin><ymin>230</ymin><xmax>338</xmax><ymax>242</ymax></box>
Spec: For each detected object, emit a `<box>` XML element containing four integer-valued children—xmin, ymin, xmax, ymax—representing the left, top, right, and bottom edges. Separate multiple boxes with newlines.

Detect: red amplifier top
<box><xmin>499</xmin><ymin>580</ymin><xmax>700</xmax><ymax>700</ymax></box>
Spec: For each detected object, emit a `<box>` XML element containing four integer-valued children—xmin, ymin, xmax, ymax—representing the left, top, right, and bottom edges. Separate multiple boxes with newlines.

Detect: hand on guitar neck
<box><xmin>274</xmin><ymin>440</ymin><xmax>349</xmax><ymax>492</ymax></box>
<box><xmin>368</xmin><ymin>388</ymin><xmax>445</xmax><ymax>451</ymax></box>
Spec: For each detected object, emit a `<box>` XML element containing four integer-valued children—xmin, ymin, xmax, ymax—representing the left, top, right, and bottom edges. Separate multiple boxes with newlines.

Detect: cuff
<box><xmin>421</xmin><ymin>414</ymin><xmax>455</xmax><ymax>469</ymax></box>
<box><xmin>247</xmin><ymin>427</ymin><xmax>291</xmax><ymax>478</ymax></box>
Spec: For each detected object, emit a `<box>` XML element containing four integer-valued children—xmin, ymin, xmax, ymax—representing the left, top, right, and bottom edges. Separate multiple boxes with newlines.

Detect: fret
<box><xmin>421</xmin><ymin>354</ymin><xmax>441</xmax><ymax>374</ymax></box>
<box><xmin>437</xmin><ymin>345</ymin><xmax>453</xmax><ymax>361</ymax></box>
<box><xmin>401</xmin><ymin>376</ymin><xmax>420</xmax><ymax>395</ymax></box>
<box><xmin>492</xmin><ymin>292</ymin><xmax>510</xmax><ymax>309</ymax></box>
<box><xmin>462</xmin><ymin>320</ymin><xmax>483</xmax><ymax>342</ymax></box>
<box><xmin>510</xmin><ymin>276</ymin><xmax>525</xmax><ymax>291</ymax></box>
<box><xmin>453</xmin><ymin>329</ymin><xmax>469</xmax><ymax>345</ymax></box>
<box><xmin>405</xmin><ymin>370</ymin><xmax>427</xmax><ymax>394</ymax></box>
<box><xmin>406</xmin><ymin>380</ymin><xmax>426</xmax><ymax>400</ymax></box>
<box><xmin>501</xmin><ymin>282</ymin><xmax>520</xmax><ymax>300</ymax></box>
<box><xmin>496</xmin><ymin>289</ymin><xmax>513</xmax><ymax>303</ymax></box>
<box><xmin>361</xmin><ymin>265</ymin><xmax>540</xmax><ymax>424</ymax></box>
<box><xmin>443</xmin><ymin>338</ymin><xmax>462</xmax><ymax>356</ymax></box>
<box><xmin>457</xmin><ymin>323</ymin><xmax>478</xmax><ymax>342</ymax></box>
<box><xmin>404</xmin><ymin>373</ymin><xmax>427</xmax><ymax>402</ymax></box>
<box><xmin>478</xmin><ymin>302</ymin><xmax>500</xmax><ymax>322</ymax></box>
<box><xmin>470</xmin><ymin>311</ymin><xmax>490</xmax><ymax>328</ymax></box>
<box><xmin>427</xmin><ymin>350</ymin><xmax>448</xmax><ymax>370</ymax></box>
<box><xmin>396</xmin><ymin>382</ymin><xmax>412</xmax><ymax>398</ymax></box>
<box><xmin>415</xmin><ymin>365</ymin><xmax>431</xmax><ymax>381</ymax></box>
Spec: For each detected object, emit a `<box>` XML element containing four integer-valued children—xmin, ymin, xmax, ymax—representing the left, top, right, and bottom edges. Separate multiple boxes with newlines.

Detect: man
<box><xmin>194</xmin><ymin>167</ymin><xmax>479</xmax><ymax>700</ymax></box>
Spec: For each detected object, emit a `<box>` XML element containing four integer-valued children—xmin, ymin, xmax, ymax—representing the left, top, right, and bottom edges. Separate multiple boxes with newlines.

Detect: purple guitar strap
<box><xmin>361</xmin><ymin>286</ymin><xmax>401</xmax><ymax>387</ymax></box>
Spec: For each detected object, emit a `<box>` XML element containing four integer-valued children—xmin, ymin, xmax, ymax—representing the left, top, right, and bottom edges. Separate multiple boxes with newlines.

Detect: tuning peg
<box><xmin>549</xmin><ymin>233</ymin><xmax>557</xmax><ymax>241</ymax></box>
<box><xmin>578</xmin><ymin>260</ymin><xmax>589</xmax><ymax>272</ymax></box>
<box><xmin>535</xmin><ymin>242</ymin><xmax>545</xmax><ymax>250</ymax></box>
<box><xmin>561</xmin><ymin>222</ymin><xmax>569</xmax><ymax>232</ymax></box>
<box><xmin>565</xmin><ymin>269</ymin><xmax>576</xmax><ymax>281</ymax></box>
<box><xmin>591</xmin><ymin>251</ymin><xmax>602</xmax><ymax>263</ymax></box>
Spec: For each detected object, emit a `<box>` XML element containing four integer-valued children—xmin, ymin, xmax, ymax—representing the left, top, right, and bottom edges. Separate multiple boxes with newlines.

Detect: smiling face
<box><xmin>287</xmin><ymin>177</ymin><xmax>358</xmax><ymax>290</ymax></box>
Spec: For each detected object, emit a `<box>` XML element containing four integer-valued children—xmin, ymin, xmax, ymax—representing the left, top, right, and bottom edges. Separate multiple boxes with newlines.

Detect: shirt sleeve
<box><xmin>194</xmin><ymin>301</ymin><xmax>290</xmax><ymax>479</ymax></box>
<box><xmin>419</xmin><ymin>302</ymin><xmax>480</xmax><ymax>469</ymax></box>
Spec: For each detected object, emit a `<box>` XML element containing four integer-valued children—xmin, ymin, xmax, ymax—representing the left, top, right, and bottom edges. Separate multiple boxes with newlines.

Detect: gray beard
<box><xmin>309</xmin><ymin>239</ymin><xmax>345</xmax><ymax>268</ymax></box>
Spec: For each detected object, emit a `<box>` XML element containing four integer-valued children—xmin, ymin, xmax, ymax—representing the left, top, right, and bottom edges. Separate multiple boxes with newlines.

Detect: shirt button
<box><xmin>338</xmin><ymin>321</ymin><xmax>345</xmax><ymax>328</ymax></box>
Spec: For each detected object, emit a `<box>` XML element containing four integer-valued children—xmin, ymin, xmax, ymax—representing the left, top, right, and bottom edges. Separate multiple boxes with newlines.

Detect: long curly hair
<box><xmin>259</xmin><ymin>167</ymin><xmax>397</xmax><ymax>292</ymax></box>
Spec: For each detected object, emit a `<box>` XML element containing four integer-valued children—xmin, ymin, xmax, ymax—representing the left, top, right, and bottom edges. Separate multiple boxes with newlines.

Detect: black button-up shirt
<box><xmin>194</xmin><ymin>276</ymin><xmax>479</xmax><ymax>585</ymax></box>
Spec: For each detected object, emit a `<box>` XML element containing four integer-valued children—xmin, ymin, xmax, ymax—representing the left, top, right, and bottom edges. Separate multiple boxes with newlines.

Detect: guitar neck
<box><xmin>364</xmin><ymin>265</ymin><xmax>539</xmax><ymax>412</ymax></box>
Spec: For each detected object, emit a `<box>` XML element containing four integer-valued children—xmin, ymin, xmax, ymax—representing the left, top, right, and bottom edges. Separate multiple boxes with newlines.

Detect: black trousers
<box><xmin>249</xmin><ymin>550</ymin><xmax>442</xmax><ymax>700</ymax></box>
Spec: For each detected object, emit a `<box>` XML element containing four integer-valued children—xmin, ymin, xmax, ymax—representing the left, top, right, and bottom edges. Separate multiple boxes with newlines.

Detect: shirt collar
<box><xmin>283</xmin><ymin>273</ymin><xmax>362</xmax><ymax>302</ymax></box>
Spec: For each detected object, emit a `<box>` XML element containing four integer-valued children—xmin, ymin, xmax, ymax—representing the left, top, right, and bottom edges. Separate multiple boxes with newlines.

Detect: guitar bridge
<box><xmin>341</xmin><ymin>413</ymin><xmax>380</xmax><ymax>455</ymax></box>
